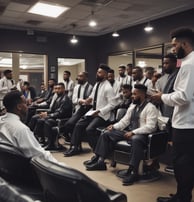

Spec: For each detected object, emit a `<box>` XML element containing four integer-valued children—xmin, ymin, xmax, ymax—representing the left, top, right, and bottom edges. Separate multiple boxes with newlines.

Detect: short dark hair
<box><xmin>118</xmin><ymin>65</ymin><xmax>126</xmax><ymax>70</ymax></box>
<box><xmin>23</xmin><ymin>81</ymin><xmax>30</xmax><ymax>86</ymax></box>
<box><xmin>99</xmin><ymin>64</ymin><xmax>111</xmax><ymax>72</ymax></box>
<box><xmin>64</xmin><ymin>70</ymin><xmax>71</xmax><ymax>76</ymax></box>
<box><xmin>122</xmin><ymin>84</ymin><xmax>132</xmax><ymax>91</ymax></box>
<box><xmin>57</xmin><ymin>82</ymin><xmax>65</xmax><ymax>88</ymax></box>
<box><xmin>134</xmin><ymin>84</ymin><xmax>147</xmax><ymax>93</ymax></box>
<box><xmin>164</xmin><ymin>53</ymin><xmax>177</xmax><ymax>63</ymax></box>
<box><xmin>170</xmin><ymin>27</ymin><xmax>194</xmax><ymax>45</ymax></box>
<box><xmin>3</xmin><ymin>69</ymin><xmax>12</xmax><ymax>75</ymax></box>
<box><xmin>127</xmin><ymin>63</ymin><xmax>133</xmax><ymax>67</ymax></box>
<box><xmin>3</xmin><ymin>91</ymin><xmax>23</xmax><ymax>112</ymax></box>
<box><xmin>133</xmin><ymin>66</ymin><xmax>143</xmax><ymax>73</ymax></box>
<box><xmin>108</xmin><ymin>69</ymin><xmax>115</xmax><ymax>74</ymax></box>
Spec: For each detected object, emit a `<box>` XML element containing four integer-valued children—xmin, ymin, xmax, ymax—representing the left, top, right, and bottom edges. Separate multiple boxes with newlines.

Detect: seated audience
<box><xmin>30</xmin><ymin>83</ymin><xmax>72</xmax><ymax>150</ymax></box>
<box><xmin>114</xmin><ymin>84</ymin><xmax>132</xmax><ymax>121</ymax></box>
<box><xmin>84</xmin><ymin>84</ymin><xmax>158</xmax><ymax>186</ymax></box>
<box><xmin>22</xmin><ymin>81</ymin><xmax>36</xmax><ymax>105</ymax></box>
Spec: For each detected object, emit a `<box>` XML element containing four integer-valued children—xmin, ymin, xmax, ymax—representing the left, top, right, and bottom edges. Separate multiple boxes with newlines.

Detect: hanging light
<box><xmin>112</xmin><ymin>31</ymin><xmax>120</xmax><ymax>37</ymax></box>
<box><xmin>89</xmin><ymin>11</ymin><xmax>97</xmax><ymax>27</ymax></box>
<box><xmin>144</xmin><ymin>22</ymin><xmax>154</xmax><ymax>32</ymax></box>
<box><xmin>70</xmin><ymin>35</ymin><xmax>78</xmax><ymax>44</ymax></box>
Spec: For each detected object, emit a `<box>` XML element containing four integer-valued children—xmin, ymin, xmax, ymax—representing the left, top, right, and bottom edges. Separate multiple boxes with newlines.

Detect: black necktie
<box><xmin>77</xmin><ymin>85</ymin><xmax>81</xmax><ymax>98</ymax></box>
<box><xmin>93</xmin><ymin>82</ymin><xmax>100</xmax><ymax>110</ymax></box>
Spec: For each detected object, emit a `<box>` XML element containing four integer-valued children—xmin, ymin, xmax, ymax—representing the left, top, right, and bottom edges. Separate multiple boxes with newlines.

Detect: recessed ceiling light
<box><xmin>28</xmin><ymin>2</ymin><xmax>69</xmax><ymax>18</ymax></box>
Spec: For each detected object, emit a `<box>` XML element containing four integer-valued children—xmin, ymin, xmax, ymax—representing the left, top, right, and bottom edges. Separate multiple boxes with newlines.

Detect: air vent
<box><xmin>80</xmin><ymin>0</ymin><xmax>112</xmax><ymax>7</ymax></box>
<box><xmin>11</xmin><ymin>0</ymin><xmax>38</xmax><ymax>5</ymax></box>
<box><xmin>25</xmin><ymin>20</ymin><xmax>42</xmax><ymax>26</ymax></box>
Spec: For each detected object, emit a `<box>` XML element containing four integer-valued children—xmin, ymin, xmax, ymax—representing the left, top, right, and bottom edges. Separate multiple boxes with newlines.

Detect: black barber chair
<box><xmin>0</xmin><ymin>141</ymin><xmax>43</xmax><ymax>200</ymax></box>
<box><xmin>31</xmin><ymin>156</ymin><xmax>127</xmax><ymax>202</ymax></box>
<box><xmin>97</xmin><ymin>128</ymin><xmax>168</xmax><ymax>182</ymax></box>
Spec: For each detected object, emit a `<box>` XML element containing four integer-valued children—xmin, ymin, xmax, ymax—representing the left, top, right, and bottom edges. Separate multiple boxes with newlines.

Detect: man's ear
<box><xmin>16</xmin><ymin>103</ymin><xmax>22</xmax><ymax>111</ymax></box>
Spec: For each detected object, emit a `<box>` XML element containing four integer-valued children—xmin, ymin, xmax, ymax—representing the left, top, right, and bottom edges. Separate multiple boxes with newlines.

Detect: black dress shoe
<box><xmin>122</xmin><ymin>172</ymin><xmax>139</xmax><ymax>186</ymax></box>
<box><xmin>157</xmin><ymin>194</ymin><xmax>178</xmax><ymax>202</ymax></box>
<box><xmin>83</xmin><ymin>156</ymin><xmax>98</xmax><ymax>166</ymax></box>
<box><xmin>86</xmin><ymin>161</ymin><xmax>107</xmax><ymax>171</ymax></box>
<box><xmin>64</xmin><ymin>147</ymin><xmax>80</xmax><ymax>157</ymax></box>
<box><xmin>116</xmin><ymin>169</ymin><xmax>131</xmax><ymax>178</ymax></box>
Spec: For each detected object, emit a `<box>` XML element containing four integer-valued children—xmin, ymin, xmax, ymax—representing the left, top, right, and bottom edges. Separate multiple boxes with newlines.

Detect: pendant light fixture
<box><xmin>144</xmin><ymin>22</ymin><xmax>154</xmax><ymax>32</ymax></box>
<box><xmin>89</xmin><ymin>11</ymin><xmax>97</xmax><ymax>27</ymax></box>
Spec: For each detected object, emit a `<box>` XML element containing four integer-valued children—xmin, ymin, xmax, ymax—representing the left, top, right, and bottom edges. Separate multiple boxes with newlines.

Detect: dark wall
<box><xmin>0</xmin><ymin>9</ymin><xmax>194</xmax><ymax>84</ymax></box>
<box><xmin>0</xmin><ymin>29</ymin><xmax>99</xmax><ymax>83</ymax></box>
<box><xmin>96</xmin><ymin>9</ymin><xmax>194</xmax><ymax>65</ymax></box>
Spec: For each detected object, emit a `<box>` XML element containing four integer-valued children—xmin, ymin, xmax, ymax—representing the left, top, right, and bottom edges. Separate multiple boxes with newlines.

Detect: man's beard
<box><xmin>119</xmin><ymin>73</ymin><xmax>125</xmax><ymax>77</ymax></box>
<box><xmin>96</xmin><ymin>76</ymin><xmax>103</xmax><ymax>82</ymax></box>
<box><xmin>78</xmin><ymin>80</ymin><xmax>84</xmax><ymax>85</ymax></box>
<box><xmin>132</xmin><ymin>98</ymin><xmax>141</xmax><ymax>105</ymax></box>
<box><xmin>176</xmin><ymin>46</ymin><xmax>186</xmax><ymax>59</ymax></box>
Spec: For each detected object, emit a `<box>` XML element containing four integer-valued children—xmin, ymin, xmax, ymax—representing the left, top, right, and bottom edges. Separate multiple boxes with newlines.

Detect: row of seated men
<box><xmin>23</xmin><ymin>52</ymin><xmax>178</xmax><ymax>185</ymax></box>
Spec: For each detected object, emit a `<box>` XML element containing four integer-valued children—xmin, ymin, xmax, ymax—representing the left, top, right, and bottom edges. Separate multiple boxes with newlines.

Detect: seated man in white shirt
<box><xmin>84</xmin><ymin>84</ymin><xmax>158</xmax><ymax>186</ymax></box>
<box><xmin>0</xmin><ymin>91</ymin><xmax>64</xmax><ymax>165</ymax></box>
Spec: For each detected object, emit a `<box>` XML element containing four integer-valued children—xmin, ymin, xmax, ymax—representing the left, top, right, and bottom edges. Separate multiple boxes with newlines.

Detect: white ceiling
<box><xmin>0</xmin><ymin>0</ymin><xmax>194</xmax><ymax>36</ymax></box>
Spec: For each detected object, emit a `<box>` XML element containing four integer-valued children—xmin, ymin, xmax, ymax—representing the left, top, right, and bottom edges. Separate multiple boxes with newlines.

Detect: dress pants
<box><xmin>71</xmin><ymin>115</ymin><xmax>107</xmax><ymax>149</ymax></box>
<box><xmin>172</xmin><ymin>128</ymin><xmax>194</xmax><ymax>202</ymax></box>
<box><xmin>63</xmin><ymin>106</ymin><xmax>91</xmax><ymax>136</ymax></box>
<box><xmin>94</xmin><ymin>129</ymin><xmax>148</xmax><ymax>170</ymax></box>
<box><xmin>44</xmin><ymin>118</ymin><xmax>58</xmax><ymax>147</ymax></box>
<box><xmin>28</xmin><ymin>114</ymin><xmax>40</xmax><ymax>131</ymax></box>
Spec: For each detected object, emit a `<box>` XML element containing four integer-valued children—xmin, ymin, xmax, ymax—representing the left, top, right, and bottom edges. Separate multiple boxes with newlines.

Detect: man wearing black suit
<box><xmin>33</xmin><ymin>83</ymin><xmax>72</xmax><ymax>149</ymax></box>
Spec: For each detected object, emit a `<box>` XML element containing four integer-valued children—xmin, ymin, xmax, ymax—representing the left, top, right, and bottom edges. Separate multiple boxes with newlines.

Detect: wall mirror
<box><xmin>135</xmin><ymin>45</ymin><xmax>163</xmax><ymax>72</ymax></box>
<box><xmin>0</xmin><ymin>52</ymin><xmax>47</xmax><ymax>93</ymax></box>
<box><xmin>108</xmin><ymin>51</ymin><xmax>133</xmax><ymax>77</ymax></box>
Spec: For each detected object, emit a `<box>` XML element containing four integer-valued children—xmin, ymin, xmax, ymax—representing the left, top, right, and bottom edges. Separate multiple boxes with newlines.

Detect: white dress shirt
<box><xmin>88</xmin><ymin>80</ymin><xmax>118</xmax><ymax>120</ymax></box>
<box><xmin>72</xmin><ymin>82</ymin><xmax>93</xmax><ymax>112</ymax></box>
<box><xmin>113</xmin><ymin>102</ymin><xmax>158</xmax><ymax>135</ymax></box>
<box><xmin>116</xmin><ymin>75</ymin><xmax>133</xmax><ymax>87</ymax></box>
<box><xmin>0</xmin><ymin>77</ymin><xmax>16</xmax><ymax>107</ymax></box>
<box><xmin>162</xmin><ymin>51</ymin><xmax>194</xmax><ymax>129</ymax></box>
<box><xmin>64</xmin><ymin>79</ymin><xmax>74</xmax><ymax>99</ymax></box>
<box><xmin>0</xmin><ymin>113</ymin><xmax>65</xmax><ymax>165</ymax></box>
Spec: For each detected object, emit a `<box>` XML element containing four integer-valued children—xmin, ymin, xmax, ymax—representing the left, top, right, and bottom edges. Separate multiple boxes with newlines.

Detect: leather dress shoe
<box><xmin>86</xmin><ymin>161</ymin><xmax>107</xmax><ymax>171</ymax></box>
<box><xmin>83</xmin><ymin>156</ymin><xmax>98</xmax><ymax>166</ymax></box>
<box><xmin>44</xmin><ymin>144</ymin><xmax>65</xmax><ymax>151</ymax></box>
<box><xmin>157</xmin><ymin>194</ymin><xmax>178</xmax><ymax>202</ymax></box>
<box><xmin>122</xmin><ymin>172</ymin><xmax>139</xmax><ymax>186</ymax></box>
<box><xmin>64</xmin><ymin>147</ymin><xmax>80</xmax><ymax>157</ymax></box>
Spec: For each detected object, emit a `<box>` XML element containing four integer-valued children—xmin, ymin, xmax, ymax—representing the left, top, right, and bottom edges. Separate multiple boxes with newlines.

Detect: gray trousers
<box><xmin>94</xmin><ymin>129</ymin><xmax>148</xmax><ymax>170</ymax></box>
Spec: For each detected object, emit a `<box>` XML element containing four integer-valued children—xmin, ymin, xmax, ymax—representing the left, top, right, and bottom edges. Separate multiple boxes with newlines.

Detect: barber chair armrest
<box><xmin>147</xmin><ymin>130</ymin><xmax>168</xmax><ymax>159</ymax></box>
<box><xmin>36</xmin><ymin>108</ymin><xmax>51</xmax><ymax>113</ymax></box>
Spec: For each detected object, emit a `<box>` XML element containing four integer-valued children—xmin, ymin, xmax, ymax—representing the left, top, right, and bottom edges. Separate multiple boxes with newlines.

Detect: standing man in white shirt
<box><xmin>152</xmin><ymin>27</ymin><xmax>194</xmax><ymax>202</ymax></box>
<box><xmin>63</xmin><ymin>70</ymin><xmax>74</xmax><ymax>100</ymax></box>
<box><xmin>0</xmin><ymin>70</ymin><xmax>17</xmax><ymax>109</ymax></box>
<box><xmin>64</xmin><ymin>64</ymin><xmax>117</xmax><ymax>157</ymax></box>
